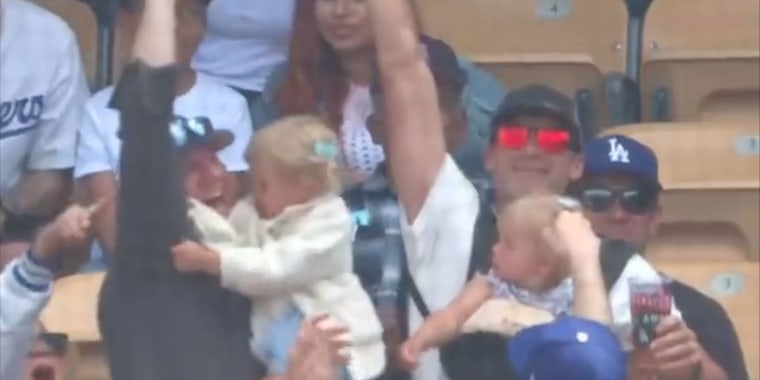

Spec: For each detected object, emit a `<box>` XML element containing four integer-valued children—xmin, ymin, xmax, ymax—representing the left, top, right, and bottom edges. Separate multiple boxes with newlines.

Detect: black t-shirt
<box><xmin>669</xmin><ymin>280</ymin><xmax>749</xmax><ymax>380</ymax></box>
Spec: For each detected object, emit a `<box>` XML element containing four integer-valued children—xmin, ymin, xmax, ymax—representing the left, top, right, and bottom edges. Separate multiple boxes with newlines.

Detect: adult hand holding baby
<box><xmin>285</xmin><ymin>315</ymin><xmax>351</xmax><ymax>380</ymax></box>
<box><xmin>171</xmin><ymin>241</ymin><xmax>221</xmax><ymax>275</ymax></box>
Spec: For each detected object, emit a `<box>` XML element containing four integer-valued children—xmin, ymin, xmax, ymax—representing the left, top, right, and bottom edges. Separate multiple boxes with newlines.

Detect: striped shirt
<box><xmin>0</xmin><ymin>252</ymin><xmax>55</xmax><ymax>380</ymax></box>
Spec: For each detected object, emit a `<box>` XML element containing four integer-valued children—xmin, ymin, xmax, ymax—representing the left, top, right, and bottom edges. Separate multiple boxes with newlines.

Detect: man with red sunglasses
<box><xmin>485</xmin><ymin>85</ymin><xmax>584</xmax><ymax>207</ymax></box>
<box><xmin>575</xmin><ymin>135</ymin><xmax>748</xmax><ymax>380</ymax></box>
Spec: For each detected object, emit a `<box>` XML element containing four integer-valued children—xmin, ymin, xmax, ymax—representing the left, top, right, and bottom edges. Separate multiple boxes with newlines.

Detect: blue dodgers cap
<box><xmin>583</xmin><ymin>134</ymin><xmax>662</xmax><ymax>189</ymax></box>
<box><xmin>509</xmin><ymin>316</ymin><xmax>627</xmax><ymax>380</ymax></box>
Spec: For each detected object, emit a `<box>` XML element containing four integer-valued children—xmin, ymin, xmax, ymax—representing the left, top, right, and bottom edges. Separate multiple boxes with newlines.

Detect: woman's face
<box><xmin>315</xmin><ymin>0</ymin><xmax>373</xmax><ymax>53</ymax></box>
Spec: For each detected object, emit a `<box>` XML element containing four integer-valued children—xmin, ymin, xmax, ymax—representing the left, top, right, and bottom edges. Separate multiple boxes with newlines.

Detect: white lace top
<box><xmin>340</xmin><ymin>84</ymin><xmax>385</xmax><ymax>177</ymax></box>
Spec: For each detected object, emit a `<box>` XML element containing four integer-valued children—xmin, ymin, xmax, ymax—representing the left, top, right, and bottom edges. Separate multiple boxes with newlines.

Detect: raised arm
<box><xmin>111</xmin><ymin>0</ymin><xmax>187</xmax><ymax>272</ymax></box>
<box><xmin>368</xmin><ymin>0</ymin><xmax>446</xmax><ymax>221</ymax></box>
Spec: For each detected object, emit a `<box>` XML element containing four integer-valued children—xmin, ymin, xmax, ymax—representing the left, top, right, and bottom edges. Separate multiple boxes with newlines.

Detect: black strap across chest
<box><xmin>404</xmin><ymin>201</ymin><xmax>638</xmax><ymax>317</ymax></box>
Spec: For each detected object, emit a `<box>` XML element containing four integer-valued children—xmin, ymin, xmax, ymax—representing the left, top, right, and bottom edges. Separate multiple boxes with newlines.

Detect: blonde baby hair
<box><xmin>247</xmin><ymin>115</ymin><xmax>343</xmax><ymax>195</ymax></box>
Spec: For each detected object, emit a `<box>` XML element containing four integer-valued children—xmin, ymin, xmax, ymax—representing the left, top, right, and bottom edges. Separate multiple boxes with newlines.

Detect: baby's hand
<box><xmin>171</xmin><ymin>241</ymin><xmax>219</xmax><ymax>274</ymax></box>
<box><xmin>543</xmin><ymin>210</ymin><xmax>600</xmax><ymax>265</ymax></box>
<box><xmin>397</xmin><ymin>339</ymin><xmax>423</xmax><ymax>371</ymax></box>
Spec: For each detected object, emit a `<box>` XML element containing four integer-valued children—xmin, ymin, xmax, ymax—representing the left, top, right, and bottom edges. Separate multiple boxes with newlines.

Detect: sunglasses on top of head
<box><xmin>495</xmin><ymin>125</ymin><xmax>572</xmax><ymax>154</ymax></box>
<box><xmin>169</xmin><ymin>116</ymin><xmax>213</xmax><ymax>148</ymax></box>
<box><xmin>579</xmin><ymin>187</ymin><xmax>658</xmax><ymax>215</ymax></box>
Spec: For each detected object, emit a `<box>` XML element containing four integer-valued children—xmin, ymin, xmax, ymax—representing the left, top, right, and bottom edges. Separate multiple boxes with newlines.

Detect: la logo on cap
<box><xmin>607</xmin><ymin>138</ymin><xmax>630</xmax><ymax>163</ymax></box>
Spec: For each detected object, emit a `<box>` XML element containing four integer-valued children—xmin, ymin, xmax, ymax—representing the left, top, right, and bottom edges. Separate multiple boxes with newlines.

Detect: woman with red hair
<box><xmin>253</xmin><ymin>0</ymin><xmax>506</xmax><ymax>181</ymax></box>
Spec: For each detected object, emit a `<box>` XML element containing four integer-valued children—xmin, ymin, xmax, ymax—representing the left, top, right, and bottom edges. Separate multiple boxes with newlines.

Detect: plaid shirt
<box><xmin>343</xmin><ymin>166</ymin><xmax>495</xmax><ymax>324</ymax></box>
<box><xmin>343</xmin><ymin>164</ymin><xmax>406</xmax><ymax>312</ymax></box>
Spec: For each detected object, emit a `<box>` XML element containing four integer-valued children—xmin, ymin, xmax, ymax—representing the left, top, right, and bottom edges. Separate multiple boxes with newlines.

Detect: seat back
<box><xmin>32</xmin><ymin>0</ymin><xmax>136</xmax><ymax>88</ymax></box>
<box><xmin>642</xmin><ymin>52</ymin><xmax>760</xmax><ymax>122</ymax></box>
<box><xmin>609</xmin><ymin>122</ymin><xmax>759</xmax><ymax>188</ymax></box>
<box><xmin>32</xmin><ymin>0</ymin><xmax>98</xmax><ymax>88</ymax></box>
<box><xmin>415</xmin><ymin>0</ymin><xmax>627</xmax><ymax>73</ymax></box>
<box><xmin>643</xmin><ymin>0</ymin><xmax>760</xmax><ymax>56</ymax></box>
<box><xmin>415</xmin><ymin>0</ymin><xmax>630</xmax><ymax>132</ymax></box>
<box><xmin>604</xmin><ymin>122</ymin><xmax>760</xmax><ymax>378</ymax></box>
<box><xmin>40</xmin><ymin>272</ymin><xmax>110</xmax><ymax>380</ymax></box>
<box><xmin>640</xmin><ymin>0</ymin><xmax>760</xmax><ymax>121</ymax></box>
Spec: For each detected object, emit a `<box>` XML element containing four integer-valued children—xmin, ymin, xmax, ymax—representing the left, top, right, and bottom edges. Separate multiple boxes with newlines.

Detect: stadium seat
<box><xmin>415</xmin><ymin>0</ymin><xmax>630</xmax><ymax>133</ymax></box>
<box><xmin>604</xmin><ymin>122</ymin><xmax>760</xmax><ymax>378</ymax></box>
<box><xmin>32</xmin><ymin>0</ymin><xmax>134</xmax><ymax>89</ymax></box>
<box><xmin>640</xmin><ymin>0</ymin><xmax>760</xmax><ymax>121</ymax></box>
<box><xmin>40</xmin><ymin>272</ymin><xmax>110</xmax><ymax>380</ymax></box>
<box><xmin>32</xmin><ymin>0</ymin><xmax>99</xmax><ymax>88</ymax></box>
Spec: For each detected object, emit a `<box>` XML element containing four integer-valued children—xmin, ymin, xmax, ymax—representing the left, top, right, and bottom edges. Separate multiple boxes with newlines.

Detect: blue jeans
<box><xmin>254</xmin><ymin>304</ymin><xmax>353</xmax><ymax>379</ymax></box>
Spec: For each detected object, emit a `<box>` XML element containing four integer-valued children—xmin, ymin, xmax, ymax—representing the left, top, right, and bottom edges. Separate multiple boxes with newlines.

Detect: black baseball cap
<box><xmin>490</xmin><ymin>85</ymin><xmax>582</xmax><ymax>151</ymax></box>
<box><xmin>371</xmin><ymin>35</ymin><xmax>467</xmax><ymax>97</ymax></box>
<box><xmin>420</xmin><ymin>35</ymin><xmax>468</xmax><ymax>93</ymax></box>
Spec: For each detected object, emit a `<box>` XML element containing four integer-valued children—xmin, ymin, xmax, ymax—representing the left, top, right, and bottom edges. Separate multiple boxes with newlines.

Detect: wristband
<box><xmin>27</xmin><ymin>243</ymin><xmax>64</xmax><ymax>273</ymax></box>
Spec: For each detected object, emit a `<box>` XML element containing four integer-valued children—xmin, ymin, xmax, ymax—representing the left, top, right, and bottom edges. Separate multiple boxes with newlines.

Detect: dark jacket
<box><xmin>97</xmin><ymin>62</ymin><xmax>260</xmax><ymax>380</ymax></box>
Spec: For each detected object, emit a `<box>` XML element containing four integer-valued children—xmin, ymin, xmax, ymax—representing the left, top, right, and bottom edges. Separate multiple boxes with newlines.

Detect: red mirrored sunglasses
<box><xmin>495</xmin><ymin>125</ymin><xmax>571</xmax><ymax>154</ymax></box>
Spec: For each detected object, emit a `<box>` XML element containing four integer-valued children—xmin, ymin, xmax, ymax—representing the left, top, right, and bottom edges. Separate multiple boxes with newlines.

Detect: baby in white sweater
<box><xmin>171</xmin><ymin>115</ymin><xmax>385</xmax><ymax>380</ymax></box>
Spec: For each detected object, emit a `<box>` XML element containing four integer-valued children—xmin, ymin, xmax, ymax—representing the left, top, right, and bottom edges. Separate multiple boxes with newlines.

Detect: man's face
<box><xmin>181</xmin><ymin>147</ymin><xmax>227</xmax><ymax>214</ymax></box>
<box><xmin>580</xmin><ymin>174</ymin><xmax>661</xmax><ymax>248</ymax></box>
<box><xmin>485</xmin><ymin>114</ymin><xmax>583</xmax><ymax>202</ymax></box>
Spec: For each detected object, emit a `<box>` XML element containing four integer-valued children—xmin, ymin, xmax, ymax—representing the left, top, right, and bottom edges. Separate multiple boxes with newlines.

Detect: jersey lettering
<box><xmin>607</xmin><ymin>137</ymin><xmax>630</xmax><ymax>163</ymax></box>
<box><xmin>0</xmin><ymin>95</ymin><xmax>44</xmax><ymax>128</ymax></box>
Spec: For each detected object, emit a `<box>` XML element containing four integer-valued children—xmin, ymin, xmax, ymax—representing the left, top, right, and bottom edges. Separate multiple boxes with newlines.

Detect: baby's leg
<box><xmin>266</xmin><ymin>306</ymin><xmax>358</xmax><ymax>379</ymax></box>
<box><xmin>265</xmin><ymin>306</ymin><xmax>305</xmax><ymax>375</ymax></box>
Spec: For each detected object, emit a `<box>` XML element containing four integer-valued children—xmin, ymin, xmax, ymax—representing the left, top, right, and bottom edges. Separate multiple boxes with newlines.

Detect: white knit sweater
<box><xmin>188</xmin><ymin>196</ymin><xmax>386</xmax><ymax>380</ymax></box>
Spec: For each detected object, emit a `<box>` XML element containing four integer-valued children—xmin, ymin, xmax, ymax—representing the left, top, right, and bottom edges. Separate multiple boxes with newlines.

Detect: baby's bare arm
<box><xmin>410</xmin><ymin>275</ymin><xmax>492</xmax><ymax>350</ymax></box>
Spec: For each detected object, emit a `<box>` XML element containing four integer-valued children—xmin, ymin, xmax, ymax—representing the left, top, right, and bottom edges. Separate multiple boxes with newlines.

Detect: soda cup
<box><xmin>629</xmin><ymin>278</ymin><xmax>673</xmax><ymax>348</ymax></box>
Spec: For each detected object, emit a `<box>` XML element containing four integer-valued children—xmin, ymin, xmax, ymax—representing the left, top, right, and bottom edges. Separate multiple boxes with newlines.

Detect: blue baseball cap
<box><xmin>509</xmin><ymin>316</ymin><xmax>627</xmax><ymax>380</ymax></box>
<box><xmin>583</xmin><ymin>134</ymin><xmax>661</xmax><ymax>189</ymax></box>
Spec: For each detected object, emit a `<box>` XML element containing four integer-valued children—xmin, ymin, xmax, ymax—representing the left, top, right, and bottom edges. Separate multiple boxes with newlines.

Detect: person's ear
<box><xmin>649</xmin><ymin>201</ymin><xmax>662</xmax><ymax>237</ymax></box>
<box><xmin>445</xmin><ymin>107</ymin><xmax>468</xmax><ymax>150</ymax></box>
<box><xmin>568</xmin><ymin>153</ymin><xmax>584</xmax><ymax>181</ymax></box>
<box><xmin>484</xmin><ymin>144</ymin><xmax>497</xmax><ymax>172</ymax></box>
